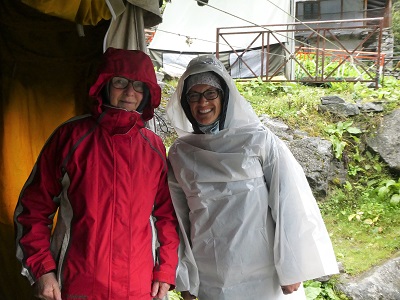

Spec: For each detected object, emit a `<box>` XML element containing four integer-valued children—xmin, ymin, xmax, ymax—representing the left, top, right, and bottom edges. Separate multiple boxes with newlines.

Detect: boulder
<box><xmin>366</xmin><ymin>109</ymin><xmax>400</xmax><ymax>174</ymax></box>
<box><xmin>337</xmin><ymin>253</ymin><xmax>400</xmax><ymax>300</ymax></box>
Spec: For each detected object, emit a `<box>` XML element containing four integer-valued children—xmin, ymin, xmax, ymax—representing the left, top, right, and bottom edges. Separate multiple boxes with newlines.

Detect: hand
<box><xmin>151</xmin><ymin>281</ymin><xmax>170</xmax><ymax>299</ymax></box>
<box><xmin>181</xmin><ymin>290</ymin><xmax>196</xmax><ymax>300</ymax></box>
<box><xmin>281</xmin><ymin>282</ymin><xmax>301</xmax><ymax>295</ymax></box>
<box><xmin>34</xmin><ymin>272</ymin><xmax>62</xmax><ymax>300</ymax></box>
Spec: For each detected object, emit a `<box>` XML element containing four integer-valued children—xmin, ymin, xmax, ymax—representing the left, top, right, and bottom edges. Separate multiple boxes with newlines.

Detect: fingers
<box><xmin>281</xmin><ymin>282</ymin><xmax>301</xmax><ymax>295</ymax></box>
<box><xmin>35</xmin><ymin>287</ymin><xmax>61</xmax><ymax>300</ymax></box>
<box><xmin>34</xmin><ymin>272</ymin><xmax>62</xmax><ymax>300</ymax></box>
<box><xmin>151</xmin><ymin>281</ymin><xmax>160</xmax><ymax>297</ymax></box>
<box><xmin>181</xmin><ymin>291</ymin><xmax>196</xmax><ymax>299</ymax></box>
<box><xmin>151</xmin><ymin>281</ymin><xmax>170</xmax><ymax>299</ymax></box>
<box><xmin>53</xmin><ymin>285</ymin><xmax>62</xmax><ymax>300</ymax></box>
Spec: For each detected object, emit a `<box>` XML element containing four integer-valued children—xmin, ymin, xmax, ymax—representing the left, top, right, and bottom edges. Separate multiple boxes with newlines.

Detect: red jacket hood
<box><xmin>89</xmin><ymin>47</ymin><xmax>161</xmax><ymax>122</ymax></box>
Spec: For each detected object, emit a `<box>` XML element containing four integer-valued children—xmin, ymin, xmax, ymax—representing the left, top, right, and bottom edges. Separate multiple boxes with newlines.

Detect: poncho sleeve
<box><xmin>261</xmin><ymin>131</ymin><xmax>339</xmax><ymax>286</ymax></box>
<box><xmin>167</xmin><ymin>163</ymin><xmax>200</xmax><ymax>296</ymax></box>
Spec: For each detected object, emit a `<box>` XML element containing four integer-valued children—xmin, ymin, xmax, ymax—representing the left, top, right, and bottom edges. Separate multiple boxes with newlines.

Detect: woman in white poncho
<box><xmin>166</xmin><ymin>55</ymin><xmax>338</xmax><ymax>300</ymax></box>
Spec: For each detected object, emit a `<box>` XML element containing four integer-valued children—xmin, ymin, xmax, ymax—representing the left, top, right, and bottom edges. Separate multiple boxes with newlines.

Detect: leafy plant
<box><xmin>168</xmin><ymin>290</ymin><xmax>183</xmax><ymax>300</ymax></box>
<box><xmin>324</xmin><ymin>121</ymin><xmax>362</xmax><ymax>159</ymax></box>
<box><xmin>375</xmin><ymin>178</ymin><xmax>400</xmax><ymax>206</ymax></box>
<box><xmin>304</xmin><ymin>280</ymin><xmax>345</xmax><ymax>300</ymax></box>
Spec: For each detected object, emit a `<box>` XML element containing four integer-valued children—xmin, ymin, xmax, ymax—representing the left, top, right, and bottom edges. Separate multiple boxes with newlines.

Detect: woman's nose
<box><xmin>124</xmin><ymin>83</ymin><xmax>137</xmax><ymax>95</ymax></box>
<box><xmin>198</xmin><ymin>95</ymin><xmax>209</xmax><ymax>105</ymax></box>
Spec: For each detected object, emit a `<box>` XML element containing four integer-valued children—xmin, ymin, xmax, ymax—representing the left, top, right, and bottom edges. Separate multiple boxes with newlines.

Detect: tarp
<box><xmin>0</xmin><ymin>0</ymin><xmax>161</xmax><ymax>298</ymax></box>
<box><xmin>148</xmin><ymin>0</ymin><xmax>291</xmax><ymax>77</ymax></box>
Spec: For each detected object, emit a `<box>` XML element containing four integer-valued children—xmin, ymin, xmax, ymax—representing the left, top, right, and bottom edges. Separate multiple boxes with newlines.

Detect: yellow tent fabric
<box><xmin>0</xmin><ymin>1</ymin><xmax>109</xmax><ymax>298</ymax></box>
<box><xmin>21</xmin><ymin>0</ymin><xmax>112</xmax><ymax>25</ymax></box>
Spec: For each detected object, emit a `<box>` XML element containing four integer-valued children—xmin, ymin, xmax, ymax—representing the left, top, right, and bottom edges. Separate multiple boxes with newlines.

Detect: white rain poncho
<box><xmin>166</xmin><ymin>55</ymin><xmax>339</xmax><ymax>300</ymax></box>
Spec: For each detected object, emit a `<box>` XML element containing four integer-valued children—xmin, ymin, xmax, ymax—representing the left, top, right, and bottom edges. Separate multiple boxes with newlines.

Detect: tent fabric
<box><xmin>105</xmin><ymin>3</ymin><xmax>146</xmax><ymax>50</ymax></box>
<box><xmin>19</xmin><ymin>0</ymin><xmax>162</xmax><ymax>27</ymax></box>
<box><xmin>0</xmin><ymin>0</ymin><xmax>161</xmax><ymax>298</ymax></box>
<box><xmin>0</xmin><ymin>2</ymin><xmax>109</xmax><ymax>298</ymax></box>
<box><xmin>21</xmin><ymin>0</ymin><xmax>112</xmax><ymax>25</ymax></box>
<box><xmin>105</xmin><ymin>0</ymin><xmax>163</xmax><ymax>50</ymax></box>
<box><xmin>19</xmin><ymin>0</ymin><xmax>162</xmax><ymax>51</ymax></box>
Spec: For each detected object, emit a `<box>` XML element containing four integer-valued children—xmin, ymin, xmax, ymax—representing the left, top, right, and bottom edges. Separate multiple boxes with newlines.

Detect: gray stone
<box><xmin>320</xmin><ymin>95</ymin><xmax>346</xmax><ymax>105</ymax></box>
<box><xmin>337</xmin><ymin>253</ymin><xmax>400</xmax><ymax>300</ymax></box>
<box><xmin>260</xmin><ymin>115</ymin><xmax>343</xmax><ymax>198</ymax></box>
<box><xmin>366</xmin><ymin>109</ymin><xmax>400</xmax><ymax>173</ymax></box>
<box><xmin>319</xmin><ymin>102</ymin><xmax>360</xmax><ymax>116</ymax></box>
<box><xmin>259</xmin><ymin>114</ymin><xmax>308</xmax><ymax>142</ymax></box>
<box><xmin>356</xmin><ymin>101</ymin><xmax>384</xmax><ymax>113</ymax></box>
<box><xmin>288</xmin><ymin>137</ymin><xmax>333</xmax><ymax>198</ymax></box>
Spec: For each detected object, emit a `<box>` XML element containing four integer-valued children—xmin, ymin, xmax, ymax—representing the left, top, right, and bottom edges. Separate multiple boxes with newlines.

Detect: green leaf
<box><xmin>334</xmin><ymin>141</ymin><xmax>346</xmax><ymax>159</ymax></box>
<box><xmin>325</xmin><ymin>286</ymin><xmax>339</xmax><ymax>299</ymax></box>
<box><xmin>364</xmin><ymin>219</ymin><xmax>373</xmax><ymax>225</ymax></box>
<box><xmin>378</xmin><ymin>186</ymin><xmax>389</xmax><ymax>197</ymax></box>
<box><xmin>344</xmin><ymin>181</ymin><xmax>353</xmax><ymax>191</ymax></box>
<box><xmin>385</xmin><ymin>180</ymin><xmax>396</xmax><ymax>187</ymax></box>
<box><xmin>304</xmin><ymin>286</ymin><xmax>322</xmax><ymax>300</ymax></box>
<box><xmin>348</xmin><ymin>214</ymin><xmax>356</xmax><ymax>221</ymax></box>
<box><xmin>347</xmin><ymin>127</ymin><xmax>362</xmax><ymax>134</ymax></box>
<box><xmin>390</xmin><ymin>194</ymin><xmax>400</xmax><ymax>206</ymax></box>
<box><xmin>373</xmin><ymin>164</ymin><xmax>382</xmax><ymax>172</ymax></box>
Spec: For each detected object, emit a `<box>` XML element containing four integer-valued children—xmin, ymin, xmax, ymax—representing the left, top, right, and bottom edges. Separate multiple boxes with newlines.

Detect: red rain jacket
<box><xmin>14</xmin><ymin>48</ymin><xmax>179</xmax><ymax>299</ymax></box>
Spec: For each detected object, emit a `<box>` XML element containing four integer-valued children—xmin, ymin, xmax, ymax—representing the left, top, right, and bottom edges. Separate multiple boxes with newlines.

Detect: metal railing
<box><xmin>216</xmin><ymin>18</ymin><xmax>385</xmax><ymax>88</ymax></box>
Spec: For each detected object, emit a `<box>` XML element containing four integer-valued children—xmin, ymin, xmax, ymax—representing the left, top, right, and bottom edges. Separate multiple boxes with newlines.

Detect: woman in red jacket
<box><xmin>14</xmin><ymin>48</ymin><xmax>179</xmax><ymax>300</ymax></box>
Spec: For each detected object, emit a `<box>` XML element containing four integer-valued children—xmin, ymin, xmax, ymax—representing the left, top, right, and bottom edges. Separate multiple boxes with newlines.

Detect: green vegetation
<box><xmin>163</xmin><ymin>76</ymin><xmax>400</xmax><ymax>299</ymax></box>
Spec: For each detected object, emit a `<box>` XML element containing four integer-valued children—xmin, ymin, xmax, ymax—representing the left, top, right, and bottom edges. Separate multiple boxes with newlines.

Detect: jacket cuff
<box><xmin>153</xmin><ymin>270</ymin><xmax>176</xmax><ymax>290</ymax></box>
<box><xmin>35</xmin><ymin>259</ymin><xmax>57</xmax><ymax>282</ymax></box>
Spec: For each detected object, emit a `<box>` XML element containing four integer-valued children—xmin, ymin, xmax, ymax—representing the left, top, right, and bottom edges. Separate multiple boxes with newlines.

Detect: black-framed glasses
<box><xmin>186</xmin><ymin>89</ymin><xmax>221</xmax><ymax>103</ymax></box>
<box><xmin>111</xmin><ymin>77</ymin><xmax>144</xmax><ymax>93</ymax></box>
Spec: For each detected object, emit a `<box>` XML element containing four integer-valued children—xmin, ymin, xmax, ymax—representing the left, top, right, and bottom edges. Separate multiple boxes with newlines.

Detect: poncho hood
<box><xmin>166</xmin><ymin>55</ymin><xmax>261</xmax><ymax>136</ymax></box>
<box><xmin>89</xmin><ymin>47</ymin><xmax>161</xmax><ymax>121</ymax></box>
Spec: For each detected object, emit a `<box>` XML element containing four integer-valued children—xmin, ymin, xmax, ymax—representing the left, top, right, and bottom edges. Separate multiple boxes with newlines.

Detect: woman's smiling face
<box><xmin>187</xmin><ymin>84</ymin><xmax>222</xmax><ymax>125</ymax></box>
<box><xmin>109</xmin><ymin>77</ymin><xmax>144</xmax><ymax>111</ymax></box>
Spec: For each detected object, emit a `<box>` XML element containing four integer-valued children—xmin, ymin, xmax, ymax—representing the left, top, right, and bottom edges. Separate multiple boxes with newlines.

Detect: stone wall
<box><xmin>381</xmin><ymin>28</ymin><xmax>400</xmax><ymax>79</ymax></box>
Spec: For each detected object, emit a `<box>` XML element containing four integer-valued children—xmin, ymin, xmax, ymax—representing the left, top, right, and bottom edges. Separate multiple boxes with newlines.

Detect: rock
<box><xmin>259</xmin><ymin>114</ymin><xmax>307</xmax><ymax>142</ymax></box>
<box><xmin>320</xmin><ymin>95</ymin><xmax>346</xmax><ymax>105</ymax></box>
<box><xmin>356</xmin><ymin>101</ymin><xmax>384</xmax><ymax>113</ymax></box>
<box><xmin>260</xmin><ymin>114</ymin><xmax>343</xmax><ymax>198</ymax></box>
<box><xmin>366</xmin><ymin>109</ymin><xmax>400</xmax><ymax>174</ymax></box>
<box><xmin>336</xmin><ymin>253</ymin><xmax>400</xmax><ymax>300</ymax></box>
<box><xmin>319</xmin><ymin>102</ymin><xmax>360</xmax><ymax>116</ymax></box>
<box><xmin>319</xmin><ymin>95</ymin><xmax>360</xmax><ymax>116</ymax></box>
<box><xmin>288</xmin><ymin>137</ymin><xmax>333</xmax><ymax>198</ymax></box>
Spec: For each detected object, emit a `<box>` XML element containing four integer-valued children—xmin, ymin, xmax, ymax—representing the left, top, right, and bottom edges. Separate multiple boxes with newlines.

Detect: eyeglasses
<box><xmin>186</xmin><ymin>89</ymin><xmax>220</xmax><ymax>103</ymax></box>
<box><xmin>111</xmin><ymin>77</ymin><xmax>144</xmax><ymax>93</ymax></box>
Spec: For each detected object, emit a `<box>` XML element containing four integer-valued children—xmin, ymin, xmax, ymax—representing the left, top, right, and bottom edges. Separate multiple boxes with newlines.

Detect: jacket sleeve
<box><xmin>167</xmin><ymin>164</ymin><xmax>200</xmax><ymax>297</ymax></box>
<box><xmin>14</xmin><ymin>130</ymin><xmax>63</xmax><ymax>285</ymax></box>
<box><xmin>151</xmin><ymin>154</ymin><xmax>180</xmax><ymax>287</ymax></box>
<box><xmin>262</xmin><ymin>131</ymin><xmax>339</xmax><ymax>286</ymax></box>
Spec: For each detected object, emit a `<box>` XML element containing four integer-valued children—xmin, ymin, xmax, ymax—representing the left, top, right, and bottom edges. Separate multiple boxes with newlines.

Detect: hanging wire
<box><xmin>195</xmin><ymin>0</ymin><xmax>340</xmax><ymax>51</ymax></box>
<box><xmin>151</xmin><ymin>0</ymin><xmax>390</xmax><ymax>80</ymax></box>
<box><xmin>172</xmin><ymin>1</ymin><xmax>384</xmax><ymax>56</ymax></box>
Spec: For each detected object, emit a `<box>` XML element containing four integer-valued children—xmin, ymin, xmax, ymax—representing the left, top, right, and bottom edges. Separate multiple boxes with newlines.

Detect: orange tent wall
<box><xmin>0</xmin><ymin>1</ymin><xmax>109</xmax><ymax>298</ymax></box>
